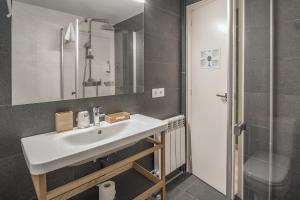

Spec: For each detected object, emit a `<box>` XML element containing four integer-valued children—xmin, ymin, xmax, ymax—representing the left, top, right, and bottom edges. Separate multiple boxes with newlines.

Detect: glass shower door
<box><xmin>270</xmin><ymin>0</ymin><xmax>299</xmax><ymax>199</ymax></box>
<box><xmin>61</xmin><ymin>19</ymin><xmax>79</xmax><ymax>100</ymax></box>
<box><xmin>238</xmin><ymin>0</ymin><xmax>299</xmax><ymax>200</ymax></box>
<box><xmin>242</xmin><ymin>0</ymin><xmax>272</xmax><ymax>199</ymax></box>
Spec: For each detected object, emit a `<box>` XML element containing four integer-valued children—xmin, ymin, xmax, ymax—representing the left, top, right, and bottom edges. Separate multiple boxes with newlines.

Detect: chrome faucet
<box><xmin>93</xmin><ymin>106</ymin><xmax>105</xmax><ymax>126</ymax></box>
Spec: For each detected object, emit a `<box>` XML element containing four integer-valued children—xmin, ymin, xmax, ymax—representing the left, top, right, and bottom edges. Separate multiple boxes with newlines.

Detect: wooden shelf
<box><xmin>111</xmin><ymin>169</ymin><xmax>156</xmax><ymax>200</ymax></box>
<box><xmin>31</xmin><ymin>131</ymin><xmax>166</xmax><ymax>200</ymax></box>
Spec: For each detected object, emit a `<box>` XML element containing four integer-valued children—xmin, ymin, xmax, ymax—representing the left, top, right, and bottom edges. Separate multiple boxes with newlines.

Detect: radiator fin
<box><xmin>154</xmin><ymin>115</ymin><xmax>186</xmax><ymax>176</ymax></box>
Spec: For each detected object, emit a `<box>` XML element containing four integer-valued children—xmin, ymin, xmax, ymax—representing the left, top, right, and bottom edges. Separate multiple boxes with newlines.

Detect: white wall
<box><xmin>12</xmin><ymin>1</ymin><xmax>78</xmax><ymax>105</ymax></box>
<box><xmin>12</xmin><ymin>1</ymin><xmax>76</xmax><ymax>105</ymax></box>
<box><xmin>12</xmin><ymin>1</ymin><xmax>115</xmax><ymax>105</ymax></box>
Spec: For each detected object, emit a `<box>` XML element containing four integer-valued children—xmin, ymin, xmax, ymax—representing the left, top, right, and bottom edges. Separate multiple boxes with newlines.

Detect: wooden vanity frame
<box><xmin>31</xmin><ymin>131</ymin><xmax>166</xmax><ymax>200</ymax></box>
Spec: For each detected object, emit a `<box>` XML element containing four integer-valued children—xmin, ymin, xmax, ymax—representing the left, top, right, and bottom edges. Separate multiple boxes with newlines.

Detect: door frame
<box><xmin>235</xmin><ymin>0</ymin><xmax>245</xmax><ymax>198</ymax></box>
<box><xmin>185</xmin><ymin>0</ymin><xmax>236</xmax><ymax>199</ymax></box>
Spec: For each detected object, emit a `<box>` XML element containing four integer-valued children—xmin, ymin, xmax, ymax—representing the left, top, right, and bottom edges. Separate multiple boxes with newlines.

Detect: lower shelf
<box><xmin>70</xmin><ymin>167</ymin><xmax>161</xmax><ymax>200</ymax></box>
<box><xmin>112</xmin><ymin>168</ymin><xmax>160</xmax><ymax>200</ymax></box>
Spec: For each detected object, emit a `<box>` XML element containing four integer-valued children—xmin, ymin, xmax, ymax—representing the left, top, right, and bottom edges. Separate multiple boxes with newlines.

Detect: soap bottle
<box><xmin>98</xmin><ymin>107</ymin><xmax>106</xmax><ymax>122</ymax></box>
<box><xmin>93</xmin><ymin>107</ymin><xmax>100</xmax><ymax>126</ymax></box>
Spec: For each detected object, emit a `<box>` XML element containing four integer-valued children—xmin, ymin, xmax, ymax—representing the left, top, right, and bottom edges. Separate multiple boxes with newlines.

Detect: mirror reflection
<box><xmin>12</xmin><ymin>0</ymin><xmax>144</xmax><ymax>105</ymax></box>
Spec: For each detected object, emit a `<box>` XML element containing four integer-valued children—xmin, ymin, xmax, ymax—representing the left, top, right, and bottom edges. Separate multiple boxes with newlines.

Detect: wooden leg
<box><xmin>32</xmin><ymin>174</ymin><xmax>47</xmax><ymax>200</ymax></box>
<box><xmin>160</xmin><ymin>131</ymin><xmax>167</xmax><ymax>200</ymax></box>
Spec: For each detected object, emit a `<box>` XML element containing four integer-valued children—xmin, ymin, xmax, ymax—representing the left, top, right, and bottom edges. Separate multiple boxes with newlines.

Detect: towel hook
<box><xmin>6</xmin><ymin>0</ymin><xmax>12</xmax><ymax>18</ymax></box>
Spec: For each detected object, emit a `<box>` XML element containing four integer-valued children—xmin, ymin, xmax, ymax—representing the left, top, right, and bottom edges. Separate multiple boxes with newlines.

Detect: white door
<box><xmin>187</xmin><ymin>0</ymin><xmax>229</xmax><ymax>195</ymax></box>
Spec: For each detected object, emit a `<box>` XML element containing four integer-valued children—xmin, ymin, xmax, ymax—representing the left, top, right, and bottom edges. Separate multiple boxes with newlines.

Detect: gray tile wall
<box><xmin>181</xmin><ymin>0</ymin><xmax>186</xmax><ymax>115</ymax></box>
<box><xmin>242</xmin><ymin>1</ymin><xmax>270</xmax><ymax>199</ymax></box>
<box><xmin>244</xmin><ymin>0</ymin><xmax>300</xmax><ymax>199</ymax></box>
<box><xmin>0</xmin><ymin>0</ymin><xmax>11</xmax><ymax>105</ymax></box>
<box><xmin>244</xmin><ymin>0</ymin><xmax>270</xmax><ymax>151</ymax></box>
<box><xmin>0</xmin><ymin>0</ymin><xmax>182</xmax><ymax>199</ymax></box>
<box><xmin>274</xmin><ymin>1</ymin><xmax>300</xmax><ymax>199</ymax></box>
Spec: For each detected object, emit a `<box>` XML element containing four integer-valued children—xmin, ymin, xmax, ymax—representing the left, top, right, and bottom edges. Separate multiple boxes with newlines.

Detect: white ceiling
<box><xmin>14</xmin><ymin>0</ymin><xmax>144</xmax><ymax>24</ymax></box>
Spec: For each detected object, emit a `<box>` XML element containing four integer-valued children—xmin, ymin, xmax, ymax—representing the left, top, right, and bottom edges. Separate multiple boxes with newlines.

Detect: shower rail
<box><xmin>268</xmin><ymin>0</ymin><xmax>274</xmax><ymax>199</ymax></box>
<box><xmin>75</xmin><ymin>19</ymin><xmax>79</xmax><ymax>99</ymax></box>
<box><xmin>60</xmin><ymin>28</ymin><xmax>64</xmax><ymax>100</ymax></box>
<box><xmin>59</xmin><ymin>19</ymin><xmax>79</xmax><ymax>100</ymax></box>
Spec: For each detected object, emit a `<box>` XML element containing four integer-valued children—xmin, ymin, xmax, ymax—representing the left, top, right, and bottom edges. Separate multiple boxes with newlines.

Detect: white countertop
<box><xmin>21</xmin><ymin>114</ymin><xmax>167</xmax><ymax>175</ymax></box>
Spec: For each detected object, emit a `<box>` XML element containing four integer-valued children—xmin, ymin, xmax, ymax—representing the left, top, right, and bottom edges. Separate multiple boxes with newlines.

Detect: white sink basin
<box><xmin>64</xmin><ymin>122</ymin><xmax>136</xmax><ymax>146</ymax></box>
<box><xmin>21</xmin><ymin>114</ymin><xmax>167</xmax><ymax>175</ymax></box>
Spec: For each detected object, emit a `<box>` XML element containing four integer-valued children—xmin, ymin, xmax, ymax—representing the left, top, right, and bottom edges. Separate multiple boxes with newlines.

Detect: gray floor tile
<box><xmin>167</xmin><ymin>188</ymin><xmax>184</xmax><ymax>200</ymax></box>
<box><xmin>186</xmin><ymin>179</ymin><xmax>212</xmax><ymax>199</ymax></box>
<box><xmin>176</xmin><ymin>175</ymin><xmax>198</xmax><ymax>191</ymax></box>
<box><xmin>175</xmin><ymin>192</ymin><xmax>195</xmax><ymax>200</ymax></box>
<box><xmin>167</xmin><ymin>173</ymin><xmax>198</xmax><ymax>192</ymax></box>
<box><xmin>167</xmin><ymin>174</ymin><xmax>226</xmax><ymax>200</ymax></box>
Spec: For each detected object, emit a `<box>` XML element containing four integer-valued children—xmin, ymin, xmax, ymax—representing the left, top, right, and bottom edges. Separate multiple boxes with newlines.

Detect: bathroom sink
<box><xmin>63</xmin><ymin>122</ymin><xmax>137</xmax><ymax>146</ymax></box>
<box><xmin>21</xmin><ymin>114</ymin><xmax>167</xmax><ymax>175</ymax></box>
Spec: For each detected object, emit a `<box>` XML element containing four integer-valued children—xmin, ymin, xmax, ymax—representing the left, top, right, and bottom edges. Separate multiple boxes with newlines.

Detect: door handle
<box><xmin>234</xmin><ymin>121</ymin><xmax>247</xmax><ymax>136</ymax></box>
<box><xmin>216</xmin><ymin>93</ymin><xmax>227</xmax><ymax>98</ymax></box>
<box><xmin>216</xmin><ymin>93</ymin><xmax>228</xmax><ymax>102</ymax></box>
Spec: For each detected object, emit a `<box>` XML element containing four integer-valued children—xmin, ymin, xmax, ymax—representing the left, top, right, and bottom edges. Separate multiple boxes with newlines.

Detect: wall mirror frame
<box><xmin>11</xmin><ymin>0</ymin><xmax>145</xmax><ymax>105</ymax></box>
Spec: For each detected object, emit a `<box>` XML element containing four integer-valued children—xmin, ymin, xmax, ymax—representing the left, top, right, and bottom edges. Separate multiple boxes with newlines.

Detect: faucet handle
<box><xmin>93</xmin><ymin>106</ymin><xmax>99</xmax><ymax>113</ymax></box>
<box><xmin>93</xmin><ymin>107</ymin><xmax>105</xmax><ymax>124</ymax></box>
<box><xmin>98</xmin><ymin>107</ymin><xmax>106</xmax><ymax>122</ymax></box>
<box><xmin>97</xmin><ymin>107</ymin><xmax>105</xmax><ymax>114</ymax></box>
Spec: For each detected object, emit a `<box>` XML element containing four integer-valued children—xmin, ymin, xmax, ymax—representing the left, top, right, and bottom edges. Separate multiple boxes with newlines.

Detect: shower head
<box><xmin>91</xmin><ymin>18</ymin><xmax>109</xmax><ymax>23</ymax></box>
<box><xmin>100</xmin><ymin>23</ymin><xmax>114</xmax><ymax>31</ymax></box>
<box><xmin>86</xmin><ymin>18</ymin><xmax>114</xmax><ymax>31</ymax></box>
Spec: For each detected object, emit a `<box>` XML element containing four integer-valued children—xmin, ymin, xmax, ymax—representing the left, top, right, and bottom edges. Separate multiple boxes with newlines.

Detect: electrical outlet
<box><xmin>152</xmin><ymin>88</ymin><xmax>165</xmax><ymax>98</ymax></box>
<box><xmin>152</xmin><ymin>89</ymin><xmax>158</xmax><ymax>98</ymax></box>
<box><xmin>158</xmin><ymin>88</ymin><xmax>165</xmax><ymax>97</ymax></box>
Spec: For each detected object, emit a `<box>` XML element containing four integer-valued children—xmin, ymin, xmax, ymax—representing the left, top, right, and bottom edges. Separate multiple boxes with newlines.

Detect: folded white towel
<box><xmin>64</xmin><ymin>23</ymin><xmax>76</xmax><ymax>43</ymax></box>
<box><xmin>6</xmin><ymin>0</ymin><xmax>12</xmax><ymax>18</ymax></box>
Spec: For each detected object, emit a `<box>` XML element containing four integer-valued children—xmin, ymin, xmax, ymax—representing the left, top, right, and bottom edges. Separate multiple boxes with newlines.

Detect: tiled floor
<box><xmin>166</xmin><ymin>173</ymin><xmax>226</xmax><ymax>200</ymax></box>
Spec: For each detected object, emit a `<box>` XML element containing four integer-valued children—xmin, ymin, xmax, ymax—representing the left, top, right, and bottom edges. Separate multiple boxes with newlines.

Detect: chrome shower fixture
<box><xmin>82</xmin><ymin>18</ymin><xmax>114</xmax><ymax>97</ymax></box>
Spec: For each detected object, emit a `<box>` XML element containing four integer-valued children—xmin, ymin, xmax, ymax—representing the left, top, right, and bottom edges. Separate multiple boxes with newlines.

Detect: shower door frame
<box><xmin>60</xmin><ymin>19</ymin><xmax>80</xmax><ymax>100</ymax></box>
<box><xmin>233</xmin><ymin>0</ymin><xmax>275</xmax><ymax>199</ymax></box>
<box><xmin>232</xmin><ymin>0</ymin><xmax>245</xmax><ymax>198</ymax></box>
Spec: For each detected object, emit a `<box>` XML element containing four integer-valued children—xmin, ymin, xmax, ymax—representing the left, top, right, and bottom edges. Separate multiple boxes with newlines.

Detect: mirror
<box><xmin>12</xmin><ymin>0</ymin><xmax>144</xmax><ymax>105</ymax></box>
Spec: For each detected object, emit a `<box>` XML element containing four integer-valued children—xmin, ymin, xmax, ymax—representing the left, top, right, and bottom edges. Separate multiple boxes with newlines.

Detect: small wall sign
<box><xmin>200</xmin><ymin>49</ymin><xmax>221</xmax><ymax>69</ymax></box>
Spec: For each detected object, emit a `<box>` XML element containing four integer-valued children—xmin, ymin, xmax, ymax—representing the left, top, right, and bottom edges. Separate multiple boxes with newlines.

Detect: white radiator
<box><xmin>154</xmin><ymin>115</ymin><xmax>186</xmax><ymax>176</ymax></box>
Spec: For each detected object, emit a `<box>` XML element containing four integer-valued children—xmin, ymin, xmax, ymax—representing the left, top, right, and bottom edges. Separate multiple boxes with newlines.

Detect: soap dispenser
<box><xmin>77</xmin><ymin>111</ymin><xmax>90</xmax><ymax>128</ymax></box>
<box><xmin>93</xmin><ymin>107</ymin><xmax>105</xmax><ymax>126</ymax></box>
<box><xmin>93</xmin><ymin>107</ymin><xmax>100</xmax><ymax>126</ymax></box>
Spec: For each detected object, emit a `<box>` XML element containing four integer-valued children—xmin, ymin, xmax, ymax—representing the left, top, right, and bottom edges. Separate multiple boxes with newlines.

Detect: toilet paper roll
<box><xmin>98</xmin><ymin>181</ymin><xmax>116</xmax><ymax>200</ymax></box>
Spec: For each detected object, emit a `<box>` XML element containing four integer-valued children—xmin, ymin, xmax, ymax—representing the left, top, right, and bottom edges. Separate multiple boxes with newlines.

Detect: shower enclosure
<box><xmin>80</xmin><ymin>18</ymin><xmax>114</xmax><ymax>98</ymax></box>
<box><xmin>60</xmin><ymin>15</ymin><xmax>144</xmax><ymax>100</ymax></box>
<box><xmin>60</xmin><ymin>18</ymin><xmax>116</xmax><ymax>99</ymax></box>
<box><xmin>234</xmin><ymin>0</ymin><xmax>300</xmax><ymax>200</ymax></box>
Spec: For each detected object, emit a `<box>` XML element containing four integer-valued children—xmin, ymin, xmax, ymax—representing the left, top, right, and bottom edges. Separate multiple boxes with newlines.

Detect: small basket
<box><xmin>105</xmin><ymin>112</ymin><xmax>130</xmax><ymax>123</ymax></box>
